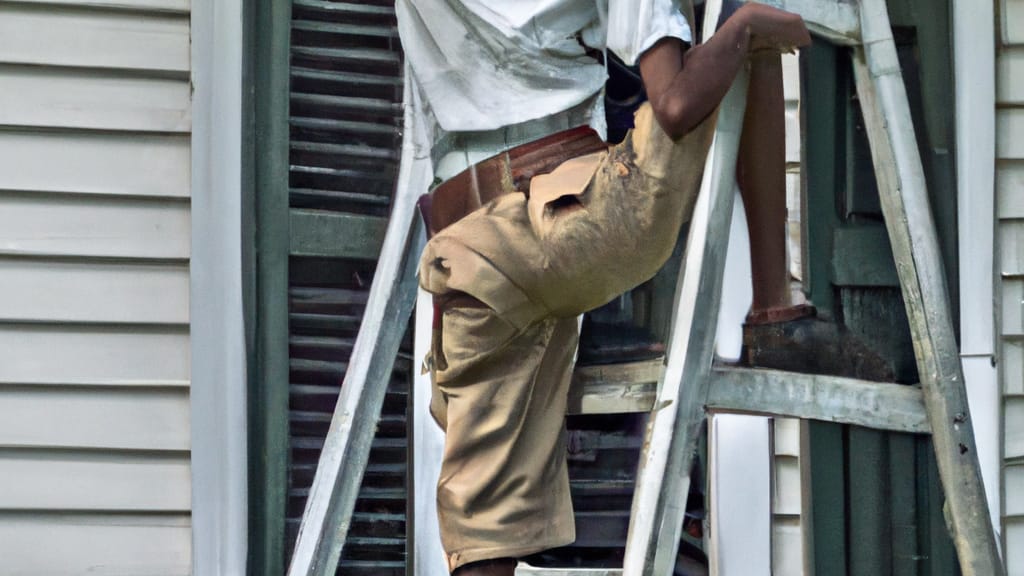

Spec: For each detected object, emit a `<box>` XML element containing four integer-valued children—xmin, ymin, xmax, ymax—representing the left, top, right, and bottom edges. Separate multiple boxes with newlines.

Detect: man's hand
<box><xmin>740</xmin><ymin>3</ymin><xmax>812</xmax><ymax>53</ymax></box>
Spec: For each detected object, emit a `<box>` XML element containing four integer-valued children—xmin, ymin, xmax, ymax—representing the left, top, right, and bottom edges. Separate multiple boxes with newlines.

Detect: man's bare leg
<box><xmin>737</xmin><ymin>51</ymin><xmax>792</xmax><ymax>315</ymax></box>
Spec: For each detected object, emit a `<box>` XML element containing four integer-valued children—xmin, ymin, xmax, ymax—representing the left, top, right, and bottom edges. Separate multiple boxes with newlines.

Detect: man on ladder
<box><xmin>396</xmin><ymin>1</ymin><xmax>888</xmax><ymax>573</ymax></box>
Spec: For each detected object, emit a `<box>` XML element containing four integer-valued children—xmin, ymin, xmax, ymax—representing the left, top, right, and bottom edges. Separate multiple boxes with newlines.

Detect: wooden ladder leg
<box><xmin>852</xmin><ymin>0</ymin><xmax>1003</xmax><ymax>573</ymax></box>
<box><xmin>622</xmin><ymin>37</ymin><xmax>751</xmax><ymax>576</ymax></box>
<box><xmin>287</xmin><ymin>64</ymin><xmax>430</xmax><ymax>574</ymax></box>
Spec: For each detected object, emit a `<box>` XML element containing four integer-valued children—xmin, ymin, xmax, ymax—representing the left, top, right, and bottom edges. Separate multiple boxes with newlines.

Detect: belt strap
<box><xmin>420</xmin><ymin>126</ymin><xmax>607</xmax><ymax>238</ymax></box>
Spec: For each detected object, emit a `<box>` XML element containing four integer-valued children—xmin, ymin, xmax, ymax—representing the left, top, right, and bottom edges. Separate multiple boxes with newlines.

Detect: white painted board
<box><xmin>998</xmin><ymin>109</ymin><xmax>1024</xmax><ymax>160</ymax></box>
<box><xmin>1003</xmin><ymin>278</ymin><xmax>1024</xmax><ymax>337</ymax></box>
<box><xmin>0</xmin><ymin>325</ymin><xmax>190</xmax><ymax>385</ymax></box>
<box><xmin>0</xmin><ymin>259</ymin><xmax>189</xmax><ymax>324</ymax></box>
<box><xmin>0</xmin><ymin>65</ymin><xmax>191</xmax><ymax>132</ymax></box>
<box><xmin>1004</xmin><ymin>339</ymin><xmax>1024</xmax><ymax>396</ymax></box>
<box><xmin>0</xmin><ymin>193</ymin><xmax>190</xmax><ymax>259</ymax></box>
<box><xmin>772</xmin><ymin>515</ymin><xmax>803</xmax><ymax>576</ymax></box>
<box><xmin>0</xmin><ymin>131</ymin><xmax>190</xmax><ymax>197</ymax></box>
<box><xmin>998</xmin><ymin>162</ymin><xmax>1024</xmax><ymax>219</ymax></box>
<box><xmin>0</xmin><ymin>4</ymin><xmax>189</xmax><ymax>72</ymax></box>
<box><xmin>1006</xmin><ymin>463</ymin><xmax>1024</xmax><ymax>517</ymax></box>
<box><xmin>998</xmin><ymin>46</ymin><xmax>1024</xmax><ymax>105</ymax></box>
<box><xmin>0</xmin><ymin>386</ymin><xmax>190</xmax><ymax>450</ymax></box>
<box><xmin>1006</xmin><ymin>517</ymin><xmax>1024</xmax><ymax>576</ymax></box>
<box><xmin>709</xmin><ymin>414</ymin><xmax>771</xmax><ymax>576</ymax></box>
<box><xmin>0</xmin><ymin>512</ymin><xmax>191</xmax><ymax>576</ymax></box>
<box><xmin>1001</xmin><ymin>220</ymin><xmax>1024</xmax><ymax>276</ymax></box>
<box><xmin>773</xmin><ymin>454</ymin><xmax>801</xmax><ymax>516</ymax></box>
<box><xmin>1006</xmin><ymin>397</ymin><xmax>1024</xmax><ymax>460</ymax></box>
<box><xmin>0</xmin><ymin>450</ymin><xmax>190</xmax><ymax>511</ymax></box>
<box><xmin>1003</xmin><ymin>0</ymin><xmax>1024</xmax><ymax>45</ymax></box>
<box><xmin>13</xmin><ymin>0</ymin><xmax>190</xmax><ymax>12</ymax></box>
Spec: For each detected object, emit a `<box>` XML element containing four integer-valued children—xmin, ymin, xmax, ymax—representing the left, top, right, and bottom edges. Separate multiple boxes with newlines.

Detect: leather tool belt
<box><xmin>418</xmin><ymin>125</ymin><xmax>607</xmax><ymax>238</ymax></box>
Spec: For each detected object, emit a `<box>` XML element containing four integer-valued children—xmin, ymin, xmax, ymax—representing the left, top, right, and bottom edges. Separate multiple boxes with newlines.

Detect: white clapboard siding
<box><xmin>0</xmin><ymin>193</ymin><xmax>190</xmax><ymax>259</ymax></box>
<box><xmin>1006</xmin><ymin>398</ymin><xmax>1024</xmax><ymax>460</ymax></box>
<box><xmin>0</xmin><ymin>259</ymin><xmax>189</xmax><ymax>325</ymax></box>
<box><xmin>0</xmin><ymin>131</ymin><xmax>189</xmax><ymax>197</ymax></box>
<box><xmin>1008</xmin><ymin>518</ymin><xmax>1024</xmax><ymax>576</ymax></box>
<box><xmin>1004</xmin><ymin>278</ymin><xmax>1024</xmax><ymax>338</ymax></box>
<box><xmin>1005</xmin><ymin>0</ymin><xmax>1024</xmax><ymax>44</ymax></box>
<box><xmin>998</xmin><ymin>162</ymin><xmax>1024</xmax><ymax>219</ymax></box>
<box><xmin>0</xmin><ymin>387</ymin><xmax>190</xmax><ymax>450</ymax></box>
<box><xmin>0</xmin><ymin>512</ymin><xmax>191</xmax><ymax>576</ymax></box>
<box><xmin>0</xmin><ymin>0</ymin><xmax>193</xmax><ymax>571</ymax></box>
<box><xmin>1008</xmin><ymin>464</ymin><xmax>1024</xmax><ymax>517</ymax></box>
<box><xmin>0</xmin><ymin>325</ymin><xmax>189</xmax><ymax>386</ymax></box>
<box><xmin>13</xmin><ymin>0</ymin><xmax>190</xmax><ymax>12</ymax></box>
<box><xmin>772</xmin><ymin>516</ymin><xmax>802</xmax><ymax>576</ymax></box>
<box><xmin>999</xmin><ymin>0</ymin><xmax>1024</xmax><ymax>562</ymax></box>
<box><xmin>0</xmin><ymin>65</ymin><xmax>191</xmax><ymax>132</ymax></box>
<box><xmin>0</xmin><ymin>4</ymin><xmax>189</xmax><ymax>72</ymax></box>
<box><xmin>997</xmin><ymin>108</ymin><xmax>1024</xmax><ymax>159</ymax></box>
<box><xmin>998</xmin><ymin>47</ymin><xmax>1024</xmax><ymax>105</ymax></box>
<box><xmin>1005</xmin><ymin>339</ymin><xmax>1024</xmax><ymax>396</ymax></box>
<box><xmin>1002</xmin><ymin>220</ymin><xmax>1024</xmax><ymax>275</ymax></box>
<box><xmin>0</xmin><ymin>449</ymin><xmax>190</xmax><ymax>511</ymax></box>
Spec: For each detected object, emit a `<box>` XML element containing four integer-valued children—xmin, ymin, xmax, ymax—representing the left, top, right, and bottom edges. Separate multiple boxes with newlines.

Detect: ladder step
<box><xmin>516</xmin><ymin>566</ymin><xmax>621</xmax><ymax>576</ymax></box>
<box><xmin>567</xmin><ymin>359</ymin><xmax>661</xmax><ymax>415</ymax></box>
<box><xmin>706</xmin><ymin>365</ymin><xmax>930</xmax><ymax>434</ymax></box>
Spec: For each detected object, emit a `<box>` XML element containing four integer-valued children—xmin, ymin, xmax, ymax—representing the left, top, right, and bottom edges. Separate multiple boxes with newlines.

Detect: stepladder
<box><xmin>286</xmin><ymin>0</ymin><xmax>1004</xmax><ymax>574</ymax></box>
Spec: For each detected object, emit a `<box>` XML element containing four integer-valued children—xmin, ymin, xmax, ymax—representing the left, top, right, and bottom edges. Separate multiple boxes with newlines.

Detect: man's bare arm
<box><xmin>639</xmin><ymin>3</ymin><xmax>811</xmax><ymax>140</ymax></box>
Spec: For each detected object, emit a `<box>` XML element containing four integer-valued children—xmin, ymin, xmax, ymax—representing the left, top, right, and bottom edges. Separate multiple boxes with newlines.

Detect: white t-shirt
<box><xmin>396</xmin><ymin>0</ymin><xmax>691</xmax><ymax>155</ymax></box>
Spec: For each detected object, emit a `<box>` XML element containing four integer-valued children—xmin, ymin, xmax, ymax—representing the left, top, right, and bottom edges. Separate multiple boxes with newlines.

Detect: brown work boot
<box><xmin>740</xmin><ymin>305</ymin><xmax>895</xmax><ymax>382</ymax></box>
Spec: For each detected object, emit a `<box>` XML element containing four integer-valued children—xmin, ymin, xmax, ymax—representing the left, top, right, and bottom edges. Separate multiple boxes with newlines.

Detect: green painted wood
<box><xmin>847</xmin><ymin>427</ymin><xmax>891</xmax><ymax>576</ymax></box>
<box><xmin>289</xmin><ymin>209</ymin><xmax>387</xmax><ymax>260</ymax></box>
<box><xmin>831</xmin><ymin>225</ymin><xmax>900</xmax><ymax>287</ymax></box>
<box><xmin>802</xmin><ymin>420</ymin><xmax>847</xmax><ymax>575</ymax></box>
<box><xmin>889</xmin><ymin>434</ymin><xmax>919</xmax><ymax>576</ymax></box>
<box><xmin>246</xmin><ymin>0</ymin><xmax>293</xmax><ymax>574</ymax></box>
<box><xmin>800</xmin><ymin>41</ymin><xmax>844</xmax><ymax>316</ymax></box>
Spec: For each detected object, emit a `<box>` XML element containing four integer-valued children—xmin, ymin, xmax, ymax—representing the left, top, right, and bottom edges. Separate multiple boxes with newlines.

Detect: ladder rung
<box><xmin>567</xmin><ymin>359</ymin><xmax>661</xmax><ymax>415</ymax></box>
<box><xmin>707</xmin><ymin>365</ymin><xmax>930</xmax><ymax>434</ymax></box>
<box><xmin>516</xmin><ymin>566</ymin><xmax>622</xmax><ymax>576</ymax></box>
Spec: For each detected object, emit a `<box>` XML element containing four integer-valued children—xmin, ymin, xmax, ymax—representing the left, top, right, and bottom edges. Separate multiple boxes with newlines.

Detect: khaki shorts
<box><xmin>420</xmin><ymin>103</ymin><xmax>716</xmax><ymax>571</ymax></box>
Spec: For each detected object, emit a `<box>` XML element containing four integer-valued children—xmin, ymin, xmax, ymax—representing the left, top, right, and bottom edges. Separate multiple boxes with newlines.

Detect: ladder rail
<box><xmin>287</xmin><ymin>63</ymin><xmax>429</xmax><ymax>576</ymax></box>
<box><xmin>852</xmin><ymin>1</ymin><xmax>1004</xmax><ymax>571</ymax></box>
<box><xmin>622</xmin><ymin>12</ymin><xmax>750</xmax><ymax>568</ymax></box>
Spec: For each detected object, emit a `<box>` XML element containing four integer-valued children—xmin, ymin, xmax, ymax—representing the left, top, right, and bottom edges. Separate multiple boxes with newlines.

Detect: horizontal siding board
<box><xmin>1006</xmin><ymin>397</ymin><xmax>1024</xmax><ymax>460</ymax></box>
<box><xmin>0</xmin><ymin>512</ymin><xmax>190</xmax><ymax>576</ymax></box>
<box><xmin>0</xmin><ymin>259</ymin><xmax>188</xmax><ymax>324</ymax></box>
<box><xmin>1008</xmin><ymin>517</ymin><xmax>1024</xmax><ymax>576</ymax></box>
<box><xmin>1007</xmin><ymin>463</ymin><xmax>1024</xmax><ymax>516</ymax></box>
<box><xmin>0</xmin><ymin>131</ymin><xmax>189</xmax><ymax>197</ymax></box>
<box><xmin>1002</xmin><ymin>219</ymin><xmax>1024</xmax><ymax>275</ymax></box>
<box><xmin>0</xmin><ymin>325</ymin><xmax>189</xmax><ymax>385</ymax></box>
<box><xmin>773</xmin><ymin>516</ymin><xmax>802</xmax><ymax>576</ymax></box>
<box><xmin>998</xmin><ymin>161</ymin><xmax>1024</xmax><ymax>218</ymax></box>
<box><xmin>1004</xmin><ymin>0</ymin><xmax>1024</xmax><ymax>45</ymax></box>
<box><xmin>1004</xmin><ymin>278</ymin><xmax>1024</xmax><ymax>337</ymax></box>
<box><xmin>0</xmin><ymin>192</ymin><xmax>189</xmax><ymax>259</ymax></box>
<box><xmin>774</xmin><ymin>417</ymin><xmax>800</xmax><ymax>457</ymax></box>
<box><xmin>997</xmin><ymin>108</ymin><xmax>1024</xmax><ymax>159</ymax></box>
<box><xmin>1005</xmin><ymin>339</ymin><xmax>1024</xmax><ymax>396</ymax></box>
<box><xmin>0</xmin><ymin>449</ymin><xmax>190</xmax><ymax>511</ymax></box>
<box><xmin>0</xmin><ymin>4</ymin><xmax>189</xmax><ymax>72</ymax></box>
<box><xmin>998</xmin><ymin>46</ymin><xmax>1024</xmax><ymax>105</ymax></box>
<box><xmin>774</xmin><ymin>455</ymin><xmax>801</xmax><ymax>515</ymax></box>
<box><xmin>0</xmin><ymin>65</ymin><xmax>190</xmax><ymax>132</ymax></box>
<box><xmin>12</xmin><ymin>0</ymin><xmax>190</xmax><ymax>12</ymax></box>
<box><xmin>0</xmin><ymin>386</ymin><xmax>189</xmax><ymax>450</ymax></box>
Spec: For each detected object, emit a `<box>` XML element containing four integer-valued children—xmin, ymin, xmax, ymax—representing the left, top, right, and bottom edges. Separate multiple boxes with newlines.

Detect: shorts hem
<box><xmin>447</xmin><ymin>538</ymin><xmax>575</xmax><ymax>572</ymax></box>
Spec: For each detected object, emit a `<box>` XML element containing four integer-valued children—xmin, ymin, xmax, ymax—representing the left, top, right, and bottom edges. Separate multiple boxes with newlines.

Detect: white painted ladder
<box><xmin>286</xmin><ymin>0</ymin><xmax>1004</xmax><ymax>574</ymax></box>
